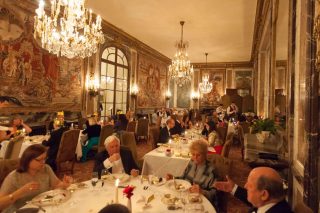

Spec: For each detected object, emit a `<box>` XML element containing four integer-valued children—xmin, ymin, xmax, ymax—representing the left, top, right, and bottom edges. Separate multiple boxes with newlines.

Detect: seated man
<box><xmin>158</xmin><ymin>118</ymin><xmax>175</xmax><ymax>143</ymax></box>
<box><xmin>170</xmin><ymin>115</ymin><xmax>183</xmax><ymax>135</ymax></box>
<box><xmin>42</xmin><ymin>119</ymin><xmax>68</xmax><ymax>171</ymax></box>
<box><xmin>7</xmin><ymin>118</ymin><xmax>32</xmax><ymax>138</ymax></box>
<box><xmin>93</xmin><ymin>135</ymin><xmax>139</xmax><ymax>177</ymax></box>
<box><xmin>213</xmin><ymin>167</ymin><xmax>292</xmax><ymax>213</ymax></box>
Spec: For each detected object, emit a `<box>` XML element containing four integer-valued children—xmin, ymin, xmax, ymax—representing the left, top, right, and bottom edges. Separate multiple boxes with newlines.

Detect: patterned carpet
<box><xmin>69</xmin><ymin>141</ymin><xmax>252</xmax><ymax>213</ymax></box>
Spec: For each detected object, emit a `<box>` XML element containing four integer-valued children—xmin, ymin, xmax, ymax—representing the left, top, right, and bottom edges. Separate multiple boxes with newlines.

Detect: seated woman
<box><xmin>201</xmin><ymin>118</ymin><xmax>216</xmax><ymax>138</ymax></box>
<box><xmin>0</xmin><ymin>144</ymin><xmax>72</xmax><ymax>213</ymax></box>
<box><xmin>81</xmin><ymin>117</ymin><xmax>101</xmax><ymax>162</ymax></box>
<box><xmin>166</xmin><ymin>139</ymin><xmax>219</xmax><ymax>209</ymax></box>
<box><xmin>114</xmin><ymin>114</ymin><xmax>128</xmax><ymax>133</ymax></box>
<box><xmin>208</xmin><ymin>129</ymin><xmax>223</xmax><ymax>155</ymax></box>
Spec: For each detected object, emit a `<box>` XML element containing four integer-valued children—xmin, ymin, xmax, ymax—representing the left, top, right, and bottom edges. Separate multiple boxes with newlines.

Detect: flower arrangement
<box><xmin>123</xmin><ymin>185</ymin><xmax>135</xmax><ymax>199</ymax></box>
<box><xmin>251</xmin><ymin>118</ymin><xmax>277</xmax><ymax>135</ymax></box>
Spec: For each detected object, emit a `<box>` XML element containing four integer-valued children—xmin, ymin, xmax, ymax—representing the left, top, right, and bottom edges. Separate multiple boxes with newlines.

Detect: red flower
<box><xmin>123</xmin><ymin>185</ymin><xmax>135</xmax><ymax>199</ymax></box>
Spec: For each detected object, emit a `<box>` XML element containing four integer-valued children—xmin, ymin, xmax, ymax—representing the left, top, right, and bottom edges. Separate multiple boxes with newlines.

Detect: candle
<box><xmin>22</xmin><ymin>128</ymin><xmax>26</xmax><ymax>134</ymax></box>
<box><xmin>115</xmin><ymin>178</ymin><xmax>120</xmax><ymax>203</ymax></box>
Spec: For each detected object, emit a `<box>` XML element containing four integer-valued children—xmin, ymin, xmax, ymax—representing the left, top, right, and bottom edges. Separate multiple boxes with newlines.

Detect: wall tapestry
<box><xmin>200</xmin><ymin>69</ymin><xmax>225</xmax><ymax>107</ymax></box>
<box><xmin>137</xmin><ymin>53</ymin><xmax>167</xmax><ymax>108</ymax></box>
<box><xmin>0</xmin><ymin>7</ymin><xmax>83</xmax><ymax>112</ymax></box>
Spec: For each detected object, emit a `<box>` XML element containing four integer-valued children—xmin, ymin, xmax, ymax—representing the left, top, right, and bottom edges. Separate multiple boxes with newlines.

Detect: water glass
<box><xmin>91</xmin><ymin>172</ymin><xmax>99</xmax><ymax>191</ymax></box>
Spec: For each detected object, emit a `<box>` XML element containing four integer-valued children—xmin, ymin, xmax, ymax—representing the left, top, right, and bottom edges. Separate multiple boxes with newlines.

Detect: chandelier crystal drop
<box><xmin>168</xmin><ymin>21</ymin><xmax>193</xmax><ymax>87</ymax></box>
<box><xmin>34</xmin><ymin>0</ymin><xmax>105</xmax><ymax>59</ymax></box>
<box><xmin>199</xmin><ymin>53</ymin><xmax>213</xmax><ymax>94</ymax></box>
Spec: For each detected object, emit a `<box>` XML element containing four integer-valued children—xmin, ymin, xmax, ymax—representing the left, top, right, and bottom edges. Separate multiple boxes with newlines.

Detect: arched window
<box><xmin>100</xmin><ymin>47</ymin><xmax>129</xmax><ymax>118</ymax></box>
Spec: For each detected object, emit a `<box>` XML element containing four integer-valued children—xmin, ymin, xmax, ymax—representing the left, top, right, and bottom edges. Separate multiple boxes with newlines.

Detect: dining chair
<box><xmin>4</xmin><ymin>136</ymin><xmax>24</xmax><ymax>159</ymax></box>
<box><xmin>136</xmin><ymin>118</ymin><xmax>149</xmax><ymax>143</ymax></box>
<box><xmin>149</xmin><ymin>126</ymin><xmax>160</xmax><ymax>149</ymax></box>
<box><xmin>294</xmin><ymin>202</ymin><xmax>313</xmax><ymax>213</ymax></box>
<box><xmin>207</xmin><ymin>154</ymin><xmax>233</xmax><ymax>213</ymax></box>
<box><xmin>126</xmin><ymin>121</ymin><xmax>137</xmax><ymax>133</ymax></box>
<box><xmin>0</xmin><ymin>159</ymin><xmax>19</xmax><ymax>185</ymax></box>
<box><xmin>216</xmin><ymin>126</ymin><xmax>228</xmax><ymax>144</ymax></box>
<box><xmin>221</xmin><ymin>133</ymin><xmax>233</xmax><ymax>158</ymax></box>
<box><xmin>97</xmin><ymin>125</ymin><xmax>114</xmax><ymax>152</ymax></box>
<box><xmin>56</xmin><ymin>129</ymin><xmax>80</xmax><ymax>175</ymax></box>
<box><xmin>119</xmin><ymin>131</ymin><xmax>142</xmax><ymax>167</ymax></box>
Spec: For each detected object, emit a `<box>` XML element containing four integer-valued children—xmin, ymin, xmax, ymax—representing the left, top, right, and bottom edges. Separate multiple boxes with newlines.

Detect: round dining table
<box><xmin>24</xmin><ymin>175</ymin><xmax>216</xmax><ymax>213</ymax></box>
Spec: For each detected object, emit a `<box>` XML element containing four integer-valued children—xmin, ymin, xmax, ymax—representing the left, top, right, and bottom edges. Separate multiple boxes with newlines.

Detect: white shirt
<box><xmin>231</xmin><ymin>185</ymin><xmax>277</xmax><ymax>213</ymax></box>
<box><xmin>103</xmin><ymin>158</ymin><xmax>125</xmax><ymax>174</ymax></box>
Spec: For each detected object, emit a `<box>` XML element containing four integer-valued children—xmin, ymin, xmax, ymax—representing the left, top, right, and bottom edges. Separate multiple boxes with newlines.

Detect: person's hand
<box><xmin>166</xmin><ymin>174</ymin><xmax>173</xmax><ymax>181</ymax></box>
<box><xmin>19</xmin><ymin>182</ymin><xmax>40</xmax><ymax>195</ymax></box>
<box><xmin>189</xmin><ymin>184</ymin><xmax>202</xmax><ymax>194</ymax></box>
<box><xmin>212</xmin><ymin>176</ymin><xmax>235</xmax><ymax>193</ymax></box>
<box><xmin>63</xmin><ymin>175</ymin><xmax>73</xmax><ymax>184</ymax></box>
<box><xmin>109</xmin><ymin>153</ymin><xmax>120</xmax><ymax>163</ymax></box>
<box><xmin>130</xmin><ymin>169</ymin><xmax>139</xmax><ymax>177</ymax></box>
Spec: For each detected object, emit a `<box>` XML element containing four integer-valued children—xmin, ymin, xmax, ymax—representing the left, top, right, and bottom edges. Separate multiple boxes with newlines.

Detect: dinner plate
<box><xmin>149</xmin><ymin>175</ymin><xmax>166</xmax><ymax>186</ymax></box>
<box><xmin>161</xmin><ymin>194</ymin><xmax>180</xmax><ymax>205</ymax></box>
<box><xmin>166</xmin><ymin>179</ymin><xmax>191</xmax><ymax>192</ymax></box>
<box><xmin>31</xmin><ymin>189</ymin><xmax>71</xmax><ymax>207</ymax></box>
<box><xmin>67</xmin><ymin>182</ymin><xmax>88</xmax><ymax>191</ymax></box>
<box><xmin>101</xmin><ymin>173</ymin><xmax>130</xmax><ymax>183</ymax></box>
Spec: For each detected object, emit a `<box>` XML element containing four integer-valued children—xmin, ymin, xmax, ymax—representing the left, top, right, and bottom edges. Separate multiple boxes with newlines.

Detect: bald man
<box><xmin>213</xmin><ymin>167</ymin><xmax>292</xmax><ymax>213</ymax></box>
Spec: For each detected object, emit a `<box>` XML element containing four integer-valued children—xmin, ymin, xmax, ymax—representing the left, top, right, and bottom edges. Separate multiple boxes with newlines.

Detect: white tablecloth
<box><xmin>142</xmin><ymin>149</ymin><xmax>191</xmax><ymax>177</ymax></box>
<box><xmin>0</xmin><ymin>135</ymin><xmax>48</xmax><ymax>159</ymax></box>
<box><xmin>24</xmin><ymin>176</ymin><xmax>216</xmax><ymax>213</ymax></box>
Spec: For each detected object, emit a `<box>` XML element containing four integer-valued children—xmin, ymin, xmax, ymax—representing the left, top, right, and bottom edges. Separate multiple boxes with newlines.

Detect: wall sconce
<box><xmin>191</xmin><ymin>90</ymin><xmax>200</xmax><ymax>102</ymax></box>
<box><xmin>130</xmin><ymin>83</ymin><xmax>139</xmax><ymax>98</ymax></box>
<box><xmin>86</xmin><ymin>75</ymin><xmax>99</xmax><ymax>97</ymax></box>
<box><xmin>165</xmin><ymin>89</ymin><xmax>172</xmax><ymax>100</ymax></box>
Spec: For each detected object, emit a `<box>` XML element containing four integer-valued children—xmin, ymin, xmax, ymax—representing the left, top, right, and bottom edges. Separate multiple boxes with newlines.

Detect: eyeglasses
<box><xmin>34</xmin><ymin>157</ymin><xmax>47</xmax><ymax>163</ymax></box>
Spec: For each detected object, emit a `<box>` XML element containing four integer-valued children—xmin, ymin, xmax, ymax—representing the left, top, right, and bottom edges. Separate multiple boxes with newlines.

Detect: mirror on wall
<box><xmin>274</xmin><ymin>0</ymin><xmax>289</xmax><ymax>125</ymax></box>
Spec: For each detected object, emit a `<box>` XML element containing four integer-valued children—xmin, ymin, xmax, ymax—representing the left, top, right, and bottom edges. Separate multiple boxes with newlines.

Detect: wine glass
<box><xmin>91</xmin><ymin>172</ymin><xmax>99</xmax><ymax>191</ymax></box>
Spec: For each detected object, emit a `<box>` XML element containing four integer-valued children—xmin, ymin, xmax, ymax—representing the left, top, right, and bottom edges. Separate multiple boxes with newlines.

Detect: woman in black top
<box><xmin>81</xmin><ymin>117</ymin><xmax>101</xmax><ymax>161</ymax></box>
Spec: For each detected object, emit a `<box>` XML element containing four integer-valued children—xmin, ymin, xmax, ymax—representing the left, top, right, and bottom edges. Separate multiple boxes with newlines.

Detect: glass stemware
<box><xmin>91</xmin><ymin>172</ymin><xmax>99</xmax><ymax>191</ymax></box>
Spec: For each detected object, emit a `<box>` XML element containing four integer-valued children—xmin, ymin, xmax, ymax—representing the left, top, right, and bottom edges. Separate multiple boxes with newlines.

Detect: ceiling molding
<box><xmin>192</xmin><ymin>61</ymin><xmax>253</xmax><ymax>69</ymax></box>
<box><xmin>250</xmin><ymin>0</ymin><xmax>272</xmax><ymax>61</ymax></box>
<box><xmin>101</xmin><ymin>20</ymin><xmax>171</xmax><ymax>64</ymax></box>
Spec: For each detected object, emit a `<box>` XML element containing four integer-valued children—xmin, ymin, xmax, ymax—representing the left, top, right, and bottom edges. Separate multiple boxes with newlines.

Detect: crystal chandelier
<box><xmin>34</xmin><ymin>0</ymin><xmax>105</xmax><ymax>59</ymax></box>
<box><xmin>199</xmin><ymin>53</ymin><xmax>213</xmax><ymax>94</ymax></box>
<box><xmin>168</xmin><ymin>21</ymin><xmax>193</xmax><ymax>87</ymax></box>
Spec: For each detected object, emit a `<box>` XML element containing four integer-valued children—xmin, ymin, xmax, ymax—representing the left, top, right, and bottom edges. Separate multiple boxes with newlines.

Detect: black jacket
<box><xmin>170</xmin><ymin>120</ymin><xmax>183</xmax><ymax>135</ymax></box>
<box><xmin>42</xmin><ymin>127</ymin><xmax>67</xmax><ymax>171</ymax></box>
<box><xmin>83</xmin><ymin>124</ymin><xmax>101</xmax><ymax>139</ymax></box>
<box><xmin>159</xmin><ymin>127</ymin><xmax>170</xmax><ymax>143</ymax></box>
<box><xmin>93</xmin><ymin>147</ymin><xmax>139</xmax><ymax>177</ymax></box>
<box><xmin>234</xmin><ymin>187</ymin><xmax>293</xmax><ymax>213</ymax></box>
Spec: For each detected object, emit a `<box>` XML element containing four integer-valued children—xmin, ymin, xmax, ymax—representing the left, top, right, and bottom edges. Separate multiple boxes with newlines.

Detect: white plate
<box><xmin>166</xmin><ymin>179</ymin><xmax>191</xmax><ymax>192</ymax></box>
<box><xmin>101</xmin><ymin>173</ymin><xmax>130</xmax><ymax>183</ymax></box>
<box><xmin>31</xmin><ymin>189</ymin><xmax>71</xmax><ymax>207</ymax></box>
<box><xmin>67</xmin><ymin>182</ymin><xmax>88</xmax><ymax>191</ymax></box>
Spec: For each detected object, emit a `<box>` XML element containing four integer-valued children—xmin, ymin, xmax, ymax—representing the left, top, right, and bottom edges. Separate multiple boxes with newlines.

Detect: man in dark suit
<box><xmin>42</xmin><ymin>120</ymin><xmax>67</xmax><ymax>171</ymax></box>
<box><xmin>93</xmin><ymin>135</ymin><xmax>139</xmax><ymax>177</ymax></box>
<box><xmin>169</xmin><ymin>115</ymin><xmax>183</xmax><ymax>136</ymax></box>
<box><xmin>213</xmin><ymin>167</ymin><xmax>293</xmax><ymax>213</ymax></box>
<box><xmin>159</xmin><ymin>118</ymin><xmax>175</xmax><ymax>143</ymax></box>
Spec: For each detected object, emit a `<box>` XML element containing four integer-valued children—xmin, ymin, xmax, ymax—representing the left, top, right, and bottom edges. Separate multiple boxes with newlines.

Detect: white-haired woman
<box><xmin>93</xmin><ymin>135</ymin><xmax>139</xmax><ymax>178</ymax></box>
<box><xmin>166</xmin><ymin>139</ymin><xmax>220</xmax><ymax>210</ymax></box>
